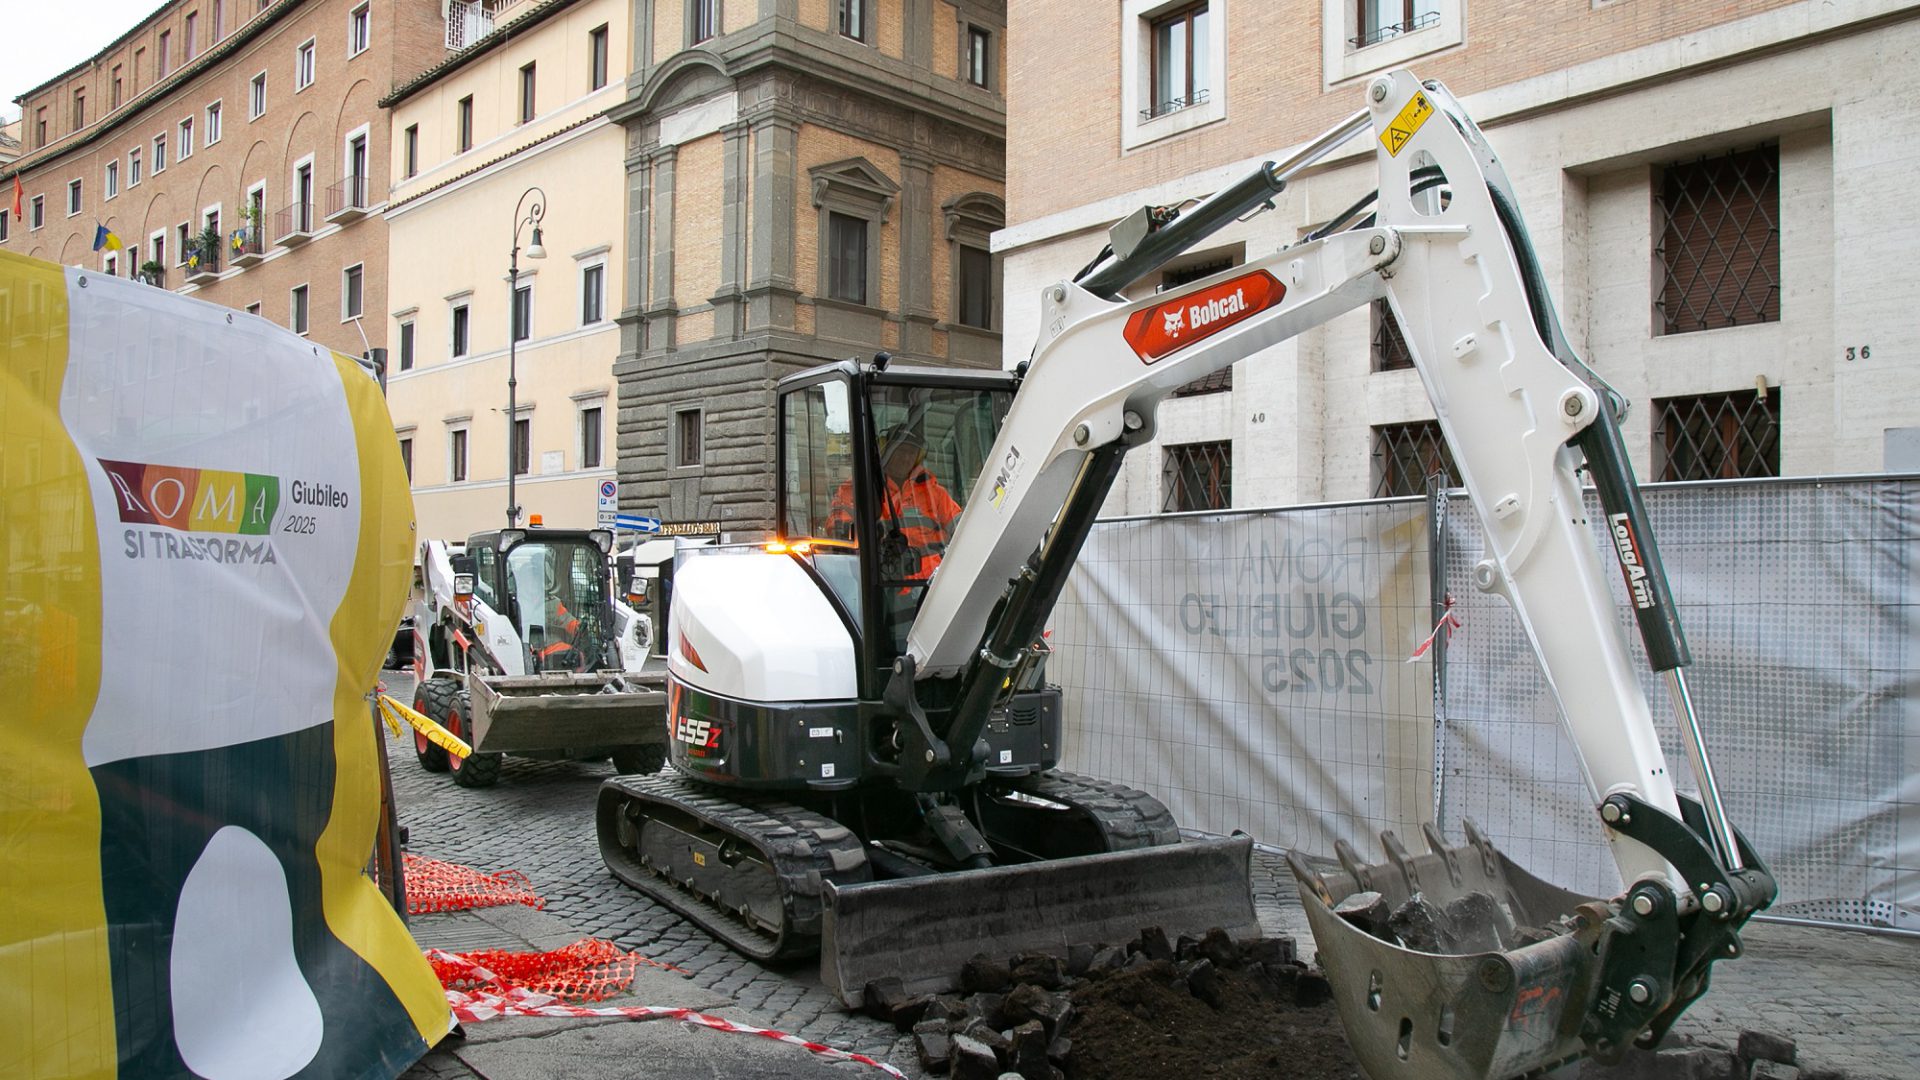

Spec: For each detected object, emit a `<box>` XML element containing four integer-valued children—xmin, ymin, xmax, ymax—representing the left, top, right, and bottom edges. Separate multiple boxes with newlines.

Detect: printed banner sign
<box><xmin>0</xmin><ymin>251</ymin><xmax>448</xmax><ymax>1078</ymax></box>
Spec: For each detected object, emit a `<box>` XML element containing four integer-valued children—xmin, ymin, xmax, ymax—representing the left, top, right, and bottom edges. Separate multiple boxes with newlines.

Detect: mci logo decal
<box><xmin>1122</xmin><ymin>270</ymin><xmax>1285</xmax><ymax>363</ymax></box>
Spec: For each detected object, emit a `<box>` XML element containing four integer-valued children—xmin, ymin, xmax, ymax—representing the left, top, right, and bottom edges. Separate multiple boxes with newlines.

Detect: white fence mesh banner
<box><xmin>1435</xmin><ymin>476</ymin><xmax>1920</xmax><ymax>930</ymax></box>
<box><xmin>1049</xmin><ymin>500</ymin><xmax>1437</xmax><ymax>858</ymax></box>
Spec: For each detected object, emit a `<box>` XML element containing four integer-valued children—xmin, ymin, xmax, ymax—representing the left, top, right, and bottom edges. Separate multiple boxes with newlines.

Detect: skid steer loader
<box><xmin>411</xmin><ymin>525</ymin><xmax>667</xmax><ymax>788</ymax></box>
<box><xmin>596</xmin><ymin>70</ymin><xmax>1776</xmax><ymax>1079</ymax></box>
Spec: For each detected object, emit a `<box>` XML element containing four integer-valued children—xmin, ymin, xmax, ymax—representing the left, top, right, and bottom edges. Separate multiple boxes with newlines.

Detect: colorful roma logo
<box><xmin>99</xmin><ymin>458</ymin><xmax>281</xmax><ymax>535</ymax></box>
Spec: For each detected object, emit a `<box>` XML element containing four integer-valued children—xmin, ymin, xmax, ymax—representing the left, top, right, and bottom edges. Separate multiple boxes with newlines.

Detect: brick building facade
<box><xmin>2</xmin><ymin>0</ymin><xmax>451</xmax><ymax>361</ymax></box>
<box><xmin>999</xmin><ymin>0</ymin><xmax>1920</xmax><ymax>513</ymax></box>
<box><xmin>611</xmin><ymin>0</ymin><xmax>1008</xmax><ymax>534</ymax></box>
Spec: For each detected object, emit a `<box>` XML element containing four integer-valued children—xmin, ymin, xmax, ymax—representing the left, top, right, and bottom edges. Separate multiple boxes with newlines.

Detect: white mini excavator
<box><xmin>597</xmin><ymin>70</ymin><xmax>1775</xmax><ymax>1080</ymax></box>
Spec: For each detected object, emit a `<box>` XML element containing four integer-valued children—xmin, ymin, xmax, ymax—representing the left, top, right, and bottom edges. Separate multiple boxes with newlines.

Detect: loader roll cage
<box><xmin>458</xmin><ymin>527</ymin><xmax>619</xmax><ymax>674</ymax></box>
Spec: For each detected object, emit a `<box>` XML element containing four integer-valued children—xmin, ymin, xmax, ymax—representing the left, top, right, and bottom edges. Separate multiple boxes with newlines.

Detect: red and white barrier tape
<box><xmin>1408</xmin><ymin>594</ymin><xmax>1462</xmax><ymax>662</ymax></box>
<box><xmin>425</xmin><ymin>948</ymin><xmax>906</xmax><ymax>1079</ymax></box>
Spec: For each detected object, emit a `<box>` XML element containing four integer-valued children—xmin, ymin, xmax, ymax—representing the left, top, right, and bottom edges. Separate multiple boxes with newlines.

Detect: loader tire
<box><xmin>609</xmin><ymin>745</ymin><xmax>666</xmax><ymax>776</ymax></box>
<box><xmin>446</xmin><ymin>688</ymin><xmax>502</xmax><ymax>789</ymax></box>
<box><xmin>412</xmin><ymin>679</ymin><xmax>454</xmax><ymax>773</ymax></box>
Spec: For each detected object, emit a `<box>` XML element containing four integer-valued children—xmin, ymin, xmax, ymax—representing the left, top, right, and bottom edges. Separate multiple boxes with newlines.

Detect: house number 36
<box><xmin>1844</xmin><ymin>345</ymin><xmax>1872</xmax><ymax>361</ymax></box>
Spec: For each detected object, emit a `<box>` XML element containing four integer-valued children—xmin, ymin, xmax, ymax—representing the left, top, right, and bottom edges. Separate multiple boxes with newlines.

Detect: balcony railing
<box><xmin>1140</xmin><ymin>87</ymin><xmax>1210</xmax><ymax>122</ymax></box>
<box><xmin>325</xmin><ymin>176</ymin><xmax>369</xmax><ymax>224</ymax></box>
<box><xmin>446</xmin><ymin>0</ymin><xmax>495</xmax><ymax>49</ymax></box>
<box><xmin>1348</xmin><ymin>10</ymin><xmax>1440</xmax><ymax>49</ymax></box>
<box><xmin>230</xmin><ymin>225</ymin><xmax>267</xmax><ymax>267</ymax></box>
<box><xmin>184</xmin><ymin>245</ymin><xmax>222</xmax><ymax>283</ymax></box>
<box><xmin>275</xmin><ymin>202</ymin><xmax>316</xmax><ymax>246</ymax></box>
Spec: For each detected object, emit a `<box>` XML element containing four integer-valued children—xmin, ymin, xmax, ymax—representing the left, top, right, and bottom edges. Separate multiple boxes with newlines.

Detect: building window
<box><xmin>518</xmin><ymin>63</ymin><xmax>536</xmax><ymax>123</ymax></box>
<box><xmin>1148</xmin><ymin>3</ymin><xmax>1209</xmax><ymax>119</ymax></box>
<box><xmin>450</xmin><ymin>428</ymin><xmax>469</xmax><ymax>482</ymax></box>
<box><xmin>955</xmin><ymin>245</ymin><xmax>992</xmax><ymax>329</ymax></box>
<box><xmin>73</xmin><ymin>90</ymin><xmax>86</xmax><ymax>129</ymax></box>
<box><xmin>1653</xmin><ymin>388</ymin><xmax>1781</xmax><ymax>482</ymax></box>
<box><xmin>30</xmin><ymin>196</ymin><xmax>44</xmax><ymax>230</ymax></box>
<box><xmin>398</xmin><ymin>436</ymin><xmax>412</xmax><ymax>481</ymax></box>
<box><xmin>178</xmin><ymin>116</ymin><xmax>194</xmax><ymax>159</ymax></box>
<box><xmin>206</xmin><ymin>101</ymin><xmax>222</xmax><ymax>144</ymax></box>
<box><xmin>213</xmin><ymin>0</ymin><xmax>224</xmax><ymax>39</ymax></box>
<box><xmin>154</xmin><ymin>133</ymin><xmax>168</xmax><ymax>172</ymax></box>
<box><xmin>1371</xmin><ymin>298</ymin><xmax>1413</xmax><ymax>371</ymax></box>
<box><xmin>581</xmin><ymin>263</ymin><xmax>604</xmax><ymax>324</ymax></box>
<box><xmin>451</xmin><ymin>302</ymin><xmax>470</xmax><ymax>356</ymax></box>
<box><xmin>511</xmin><ymin>283</ymin><xmax>533</xmax><ymax>341</ymax></box>
<box><xmin>112</xmin><ymin>66</ymin><xmax>123</xmax><ymax>109</ymax></box>
<box><xmin>129</xmin><ymin>148</ymin><xmax>142</xmax><ymax>185</ymax></box>
<box><xmin>106</xmin><ymin>161</ymin><xmax>120</xmax><ymax>199</ymax></box>
<box><xmin>176</xmin><ymin>221</ymin><xmax>191</xmax><ymax>264</ymax></box>
<box><xmin>290</xmin><ymin>284</ymin><xmax>310</xmax><ymax>334</ymax></box>
<box><xmin>589</xmin><ymin>24</ymin><xmax>609</xmax><ymax>88</ymax></box>
<box><xmin>134</xmin><ymin>47</ymin><xmax>146</xmax><ymax>89</ymax></box>
<box><xmin>1163</xmin><ymin>440</ymin><xmax>1231</xmax><ymax>512</ymax></box>
<box><xmin>398</xmin><ymin>320</ymin><xmax>415</xmax><ymax>371</ymax></box>
<box><xmin>674</xmin><ymin>408</ymin><xmax>703</xmax><ymax>468</ymax></box>
<box><xmin>296</xmin><ymin>39</ymin><xmax>316</xmax><ymax>90</ymax></box>
<box><xmin>579</xmin><ymin>406</ymin><xmax>603</xmax><ymax>469</ymax></box>
<box><xmin>403</xmin><ymin>124</ymin><xmax>419</xmax><ymax>177</ymax></box>
<box><xmin>1353</xmin><ymin>0</ymin><xmax>1439</xmax><ymax>49</ymax></box>
<box><xmin>105</xmin><ymin>253</ymin><xmax>119</xmax><ymax>276</ymax></box>
<box><xmin>1</xmin><ymin>211</ymin><xmax>9</xmax><ymax>242</ymax></box>
<box><xmin>513</xmin><ymin>417</ymin><xmax>531</xmax><ymax>475</ymax></box>
<box><xmin>826</xmin><ymin>212</ymin><xmax>867</xmax><ymax>304</ymax></box>
<box><xmin>342</xmin><ymin>264</ymin><xmax>364</xmax><ymax>319</ymax></box>
<box><xmin>151</xmin><ymin>232</ymin><xmax>167</xmax><ymax>270</ymax></box>
<box><xmin>457</xmin><ymin>96</ymin><xmax>473</xmax><ymax>151</ymax></box>
<box><xmin>67</xmin><ymin>180</ymin><xmax>82</xmax><ymax>217</ymax></box>
<box><xmin>348</xmin><ymin>2</ymin><xmax>371</xmax><ymax>56</ymax></box>
<box><xmin>159</xmin><ymin>30</ymin><xmax>171</xmax><ymax>76</ymax></box>
<box><xmin>249</xmin><ymin>72</ymin><xmax>267</xmax><ymax>118</ymax></box>
<box><xmin>1372</xmin><ymin>420</ymin><xmax>1459</xmax><ymax>498</ymax></box>
<box><xmin>690</xmin><ymin>0</ymin><xmax>717</xmax><ymax>44</ymax></box>
<box><xmin>967</xmin><ymin>25</ymin><xmax>991</xmax><ymax>88</ymax></box>
<box><xmin>34</xmin><ymin>108</ymin><xmax>47</xmax><ymax>148</ymax></box>
<box><xmin>293</xmin><ymin>160</ymin><xmax>314</xmax><ymax>228</ymax></box>
<box><xmin>184</xmin><ymin>11</ymin><xmax>198</xmax><ymax>58</ymax></box>
<box><xmin>245</xmin><ymin>302</ymin><xmax>258</xmax><ymax>316</ymax></box>
<box><xmin>837</xmin><ymin>0</ymin><xmax>866</xmax><ymax>41</ymax></box>
<box><xmin>1655</xmin><ymin>144</ymin><xmax>1780</xmax><ymax>336</ymax></box>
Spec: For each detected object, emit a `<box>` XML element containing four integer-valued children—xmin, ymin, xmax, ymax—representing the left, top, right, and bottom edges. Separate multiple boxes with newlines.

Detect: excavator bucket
<box><xmin>821</xmin><ymin>836</ymin><xmax>1261</xmax><ymax>1007</ymax></box>
<box><xmin>1290</xmin><ymin>822</ymin><xmax>1610</xmax><ymax>1080</ymax></box>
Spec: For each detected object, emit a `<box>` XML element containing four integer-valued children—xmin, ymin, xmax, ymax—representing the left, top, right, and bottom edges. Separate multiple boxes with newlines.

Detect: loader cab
<box><xmin>460</xmin><ymin>527</ymin><xmax>618</xmax><ymax>674</ymax></box>
<box><xmin>775</xmin><ymin>359</ymin><xmax>1016</xmax><ymax>695</ymax></box>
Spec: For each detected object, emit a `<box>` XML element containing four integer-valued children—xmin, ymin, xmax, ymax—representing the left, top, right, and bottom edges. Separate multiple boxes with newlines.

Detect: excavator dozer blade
<box><xmin>822</xmin><ymin>836</ymin><xmax>1259</xmax><ymax>1008</ymax></box>
<box><xmin>1289</xmin><ymin>822</ymin><xmax>1607</xmax><ymax>1080</ymax></box>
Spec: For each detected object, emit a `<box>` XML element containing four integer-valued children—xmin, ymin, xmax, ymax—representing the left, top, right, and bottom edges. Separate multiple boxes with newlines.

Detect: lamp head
<box><xmin>525</xmin><ymin>226</ymin><xmax>546</xmax><ymax>260</ymax></box>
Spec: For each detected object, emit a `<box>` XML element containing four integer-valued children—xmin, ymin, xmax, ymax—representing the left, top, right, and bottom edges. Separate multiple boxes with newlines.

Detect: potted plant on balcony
<box><xmin>138</xmin><ymin>259</ymin><xmax>165</xmax><ymax>286</ymax></box>
<box><xmin>187</xmin><ymin>224</ymin><xmax>224</xmax><ymax>277</ymax></box>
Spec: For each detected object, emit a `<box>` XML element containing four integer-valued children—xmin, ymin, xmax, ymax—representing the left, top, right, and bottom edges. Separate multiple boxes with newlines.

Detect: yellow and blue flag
<box><xmin>91</xmin><ymin>224</ymin><xmax>123</xmax><ymax>252</ymax></box>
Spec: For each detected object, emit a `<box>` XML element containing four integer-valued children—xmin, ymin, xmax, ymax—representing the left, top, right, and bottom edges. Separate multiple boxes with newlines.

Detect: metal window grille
<box><xmin>1653</xmin><ymin>388</ymin><xmax>1781</xmax><ymax>482</ymax></box>
<box><xmin>1164</xmin><ymin>258</ymin><xmax>1234</xmax><ymax>396</ymax></box>
<box><xmin>677</xmin><ymin>410</ymin><xmax>703</xmax><ymax>467</ymax></box>
<box><xmin>1163</xmin><ymin>440</ymin><xmax>1231</xmax><ymax>512</ymax></box>
<box><xmin>513</xmin><ymin>418</ymin><xmax>531</xmax><ymax>475</ymax></box>
<box><xmin>1371</xmin><ymin>298</ymin><xmax>1413</xmax><ymax>372</ymax></box>
<box><xmin>1372</xmin><ymin>420</ymin><xmax>1458</xmax><ymax>498</ymax></box>
<box><xmin>1655</xmin><ymin>144</ymin><xmax>1780</xmax><ymax>335</ymax></box>
<box><xmin>1350</xmin><ymin>1</ymin><xmax>1439</xmax><ymax>49</ymax></box>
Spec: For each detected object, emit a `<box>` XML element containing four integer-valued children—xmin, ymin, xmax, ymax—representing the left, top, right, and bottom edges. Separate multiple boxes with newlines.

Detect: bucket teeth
<box><xmin>1290</xmin><ymin>822</ymin><xmax>1608</xmax><ymax>1080</ymax></box>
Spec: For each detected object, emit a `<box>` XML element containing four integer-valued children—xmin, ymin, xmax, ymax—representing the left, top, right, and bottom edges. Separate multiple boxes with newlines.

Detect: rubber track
<box><xmin>1014</xmin><ymin>769</ymin><xmax>1182</xmax><ymax>851</ymax></box>
<box><xmin>598</xmin><ymin>773</ymin><xmax>870</xmax><ymax>962</ymax></box>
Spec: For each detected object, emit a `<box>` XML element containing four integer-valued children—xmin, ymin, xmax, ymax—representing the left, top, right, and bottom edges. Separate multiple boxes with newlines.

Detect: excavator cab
<box><xmin>462</xmin><ymin>527</ymin><xmax>619</xmax><ymax>674</ymax></box>
<box><xmin>776</xmin><ymin>360</ymin><xmax>1015</xmax><ymax>677</ymax></box>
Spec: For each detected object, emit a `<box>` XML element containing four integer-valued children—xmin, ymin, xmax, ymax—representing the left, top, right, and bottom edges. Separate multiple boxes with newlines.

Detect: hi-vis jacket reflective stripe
<box><xmin>826</xmin><ymin>471</ymin><xmax>962</xmax><ymax>580</ymax></box>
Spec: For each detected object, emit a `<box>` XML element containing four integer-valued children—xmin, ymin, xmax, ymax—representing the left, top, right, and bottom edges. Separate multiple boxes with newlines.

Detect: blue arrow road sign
<box><xmin>613</xmin><ymin>514</ymin><xmax>661</xmax><ymax>533</ymax></box>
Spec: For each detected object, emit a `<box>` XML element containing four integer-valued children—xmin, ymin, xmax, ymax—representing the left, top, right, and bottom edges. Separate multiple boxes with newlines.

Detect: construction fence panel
<box><xmin>1048</xmin><ymin>499</ymin><xmax>1438</xmax><ymax>859</ymax></box>
<box><xmin>1434</xmin><ymin>476</ymin><xmax>1919</xmax><ymax>930</ymax></box>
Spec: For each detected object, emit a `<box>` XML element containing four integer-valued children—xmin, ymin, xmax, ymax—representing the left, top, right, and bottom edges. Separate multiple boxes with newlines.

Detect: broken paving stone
<box><xmin>1199</xmin><ymin>927</ymin><xmax>1241</xmax><ymax>969</ymax></box>
<box><xmin>962</xmin><ymin>953</ymin><xmax>1013</xmax><ymax>994</ymax></box>
<box><xmin>1064</xmin><ymin>943</ymin><xmax>1095</xmax><ymax>977</ymax></box>
<box><xmin>1241</xmin><ymin>936</ymin><xmax>1297</xmax><ymax>969</ymax></box>
<box><xmin>1003</xmin><ymin>982</ymin><xmax>1074</xmax><ymax>1038</ymax></box>
<box><xmin>950</xmin><ymin>1034</ymin><xmax>1002</xmax><ymax>1080</ymax></box>
<box><xmin>1749</xmin><ymin>1063</ymin><xmax>1801</xmax><ymax>1080</ymax></box>
<box><xmin>964</xmin><ymin>991</ymin><xmax>1007</xmax><ymax>1031</ymax></box>
<box><xmin>862</xmin><ymin>976</ymin><xmax>911</xmax><ymax>1023</ymax></box>
<box><xmin>1010</xmin><ymin>952</ymin><xmax>1066</xmax><ymax>990</ymax></box>
<box><xmin>912</xmin><ymin>1020</ymin><xmax>952</xmax><ymax>1074</ymax></box>
<box><xmin>1738</xmin><ymin>1031</ymin><xmax>1798</xmax><ymax>1066</ymax></box>
<box><xmin>923</xmin><ymin>994</ymin><xmax>970</xmax><ymax>1026</ymax></box>
<box><xmin>890</xmin><ymin>994</ymin><xmax>933</xmax><ymax>1032</ymax></box>
<box><xmin>1664</xmin><ymin>1047</ymin><xmax>1741</xmax><ymax>1080</ymax></box>
<box><xmin>1046</xmin><ymin>1035</ymin><xmax>1071</xmax><ymax>1065</ymax></box>
<box><xmin>1007</xmin><ymin>1020</ymin><xmax>1051</xmax><ymax>1080</ymax></box>
<box><xmin>959</xmin><ymin>1018</ymin><xmax>1011</xmax><ymax>1060</ymax></box>
<box><xmin>1185</xmin><ymin>957</ymin><xmax>1222</xmax><ymax>1008</ymax></box>
<box><xmin>1132</xmin><ymin>926</ymin><xmax>1175</xmax><ymax>962</ymax></box>
<box><xmin>1175</xmin><ymin>933</ymin><xmax>1201</xmax><ymax>962</ymax></box>
<box><xmin>1334</xmin><ymin>890</ymin><xmax>1392</xmax><ymax>936</ymax></box>
<box><xmin>1387</xmin><ymin>892</ymin><xmax>1452</xmax><ymax>952</ymax></box>
<box><xmin>1443</xmin><ymin>890</ymin><xmax>1511</xmax><ymax>953</ymax></box>
<box><xmin>1088</xmin><ymin>945</ymin><xmax>1126</xmax><ymax>974</ymax></box>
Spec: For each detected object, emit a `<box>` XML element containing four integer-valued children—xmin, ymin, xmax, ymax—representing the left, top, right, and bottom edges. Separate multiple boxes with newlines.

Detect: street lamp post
<box><xmin>506</xmin><ymin>186</ymin><xmax>547</xmax><ymax>528</ymax></box>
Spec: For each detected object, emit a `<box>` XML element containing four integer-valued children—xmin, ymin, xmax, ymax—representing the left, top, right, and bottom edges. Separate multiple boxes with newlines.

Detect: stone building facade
<box><xmin>380</xmin><ymin>0</ymin><xmax>629</xmax><ymax>542</ymax></box>
<box><xmin>612</xmin><ymin>0</ymin><xmax>1008</xmax><ymax>535</ymax></box>
<box><xmin>998</xmin><ymin>0</ymin><xmax>1920</xmax><ymax>515</ymax></box>
<box><xmin>2</xmin><ymin>0</ymin><xmax>452</xmax><ymax>361</ymax></box>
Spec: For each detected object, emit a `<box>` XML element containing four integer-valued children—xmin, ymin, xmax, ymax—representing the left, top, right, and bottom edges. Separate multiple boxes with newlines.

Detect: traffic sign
<box><xmin>613</xmin><ymin>514</ymin><xmax>661</xmax><ymax>533</ymax></box>
<box><xmin>598</xmin><ymin>479</ymin><xmax>618</xmax><ymax>511</ymax></box>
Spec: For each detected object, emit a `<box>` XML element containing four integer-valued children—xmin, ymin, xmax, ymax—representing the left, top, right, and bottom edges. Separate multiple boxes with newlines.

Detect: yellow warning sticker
<box><xmin>1380</xmin><ymin>91</ymin><xmax>1435</xmax><ymax>157</ymax></box>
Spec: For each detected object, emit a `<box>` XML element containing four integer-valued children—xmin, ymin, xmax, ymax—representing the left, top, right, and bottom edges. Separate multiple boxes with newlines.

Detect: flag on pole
<box><xmin>92</xmin><ymin>225</ymin><xmax>124</xmax><ymax>253</ymax></box>
<box><xmin>11</xmin><ymin>175</ymin><xmax>23</xmax><ymax>221</ymax></box>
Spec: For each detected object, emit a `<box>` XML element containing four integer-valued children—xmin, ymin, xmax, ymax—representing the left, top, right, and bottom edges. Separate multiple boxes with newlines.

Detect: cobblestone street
<box><xmin>383</xmin><ymin>674</ymin><xmax>1920</xmax><ymax>1080</ymax></box>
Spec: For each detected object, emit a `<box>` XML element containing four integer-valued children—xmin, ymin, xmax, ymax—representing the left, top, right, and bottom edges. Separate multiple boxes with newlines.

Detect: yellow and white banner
<box><xmin>0</xmin><ymin>251</ymin><xmax>448</xmax><ymax>1078</ymax></box>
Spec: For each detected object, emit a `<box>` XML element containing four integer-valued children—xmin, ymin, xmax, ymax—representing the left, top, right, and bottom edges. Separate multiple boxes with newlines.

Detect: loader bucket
<box><xmin>467</xmin><ymin>671</ymin><xmax>666</xmax><ymax>754</ymax></box>
<box><xmin>821</xmin><ymin>836</ymin><xmax>1259</xmax><ymax>1008</ymax></box>
<box><xmin>1289</xmin><ymin>822</ymin><xmax>1607</xmax><ymax>1080</ymax></box>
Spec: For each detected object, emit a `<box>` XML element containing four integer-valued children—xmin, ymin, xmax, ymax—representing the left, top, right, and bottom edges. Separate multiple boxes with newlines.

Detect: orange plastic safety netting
<box><xmin>430</xmin><ymin>938</ymin><xmax>655</xmax><ymax>1004</ymax></box>
<box><xmin>403</xmin><ymin>854</ymin><xmax>545</xmax><ymax>915</ymax></box>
